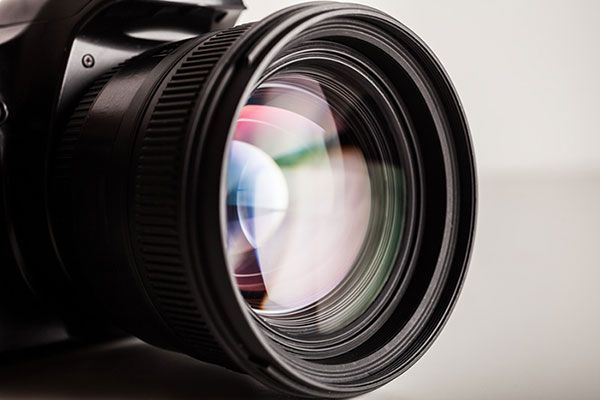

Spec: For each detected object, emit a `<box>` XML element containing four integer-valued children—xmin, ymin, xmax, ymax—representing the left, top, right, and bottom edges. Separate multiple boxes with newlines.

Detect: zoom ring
<box><xmin>132</xmin><ymin>25</ymin><xmax>252</xmax><ymax>366</ymax></box>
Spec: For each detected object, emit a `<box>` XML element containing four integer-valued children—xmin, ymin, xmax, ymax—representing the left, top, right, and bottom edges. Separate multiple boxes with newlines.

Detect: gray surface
<box><xmin>1</xmin><ymin>174</ymin><xmax>598</xmax><ymax>399</ymax></box>
<box><xmin>364</xmin><ymin>174</ymin><xmax>600</xmax><ymax>399</ymax></box>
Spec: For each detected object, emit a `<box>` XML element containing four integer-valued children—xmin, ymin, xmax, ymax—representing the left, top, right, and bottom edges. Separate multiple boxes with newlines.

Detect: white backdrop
<box><xmin>240</xmin><ymin>0</ymin><xmax>600</xmax><ymax>177</ymax></box>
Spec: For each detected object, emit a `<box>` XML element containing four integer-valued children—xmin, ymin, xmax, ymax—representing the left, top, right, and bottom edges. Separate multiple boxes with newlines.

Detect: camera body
<box><xmin>0</xmin><ymin>0</ymin><xmax>244</xmax><ymax>353</ymax></box>
<box><xmin>0</xmin><ymin>1</ymin><xmax>476</xmax><ymax>396</ymax></box>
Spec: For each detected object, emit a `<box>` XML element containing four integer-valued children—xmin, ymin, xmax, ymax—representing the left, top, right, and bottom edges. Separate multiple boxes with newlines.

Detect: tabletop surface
<box><xmin>1</xmin><ymin>174</ymin><xmax>599</xmax><ymax>399</ymax></box>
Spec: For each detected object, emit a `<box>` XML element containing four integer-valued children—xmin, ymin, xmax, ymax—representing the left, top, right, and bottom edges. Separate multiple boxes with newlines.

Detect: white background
<box><xmin>240</xmin><ymin>0</ymin><xmax>600</xmax><ymax>177</ymax></box>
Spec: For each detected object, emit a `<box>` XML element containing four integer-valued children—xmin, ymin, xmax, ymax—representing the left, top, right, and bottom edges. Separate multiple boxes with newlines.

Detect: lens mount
<box><xmin>48</xmin><ymin>2</ymin><xmax>476</xmax><ymax>398</ymax></box>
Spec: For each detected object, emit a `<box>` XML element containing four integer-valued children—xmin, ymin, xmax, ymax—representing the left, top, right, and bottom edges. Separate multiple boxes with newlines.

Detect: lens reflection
<box><xmin>225</xmin><ymin>74</ymin><xmax>371</xmax><ymax>314</ymax></box>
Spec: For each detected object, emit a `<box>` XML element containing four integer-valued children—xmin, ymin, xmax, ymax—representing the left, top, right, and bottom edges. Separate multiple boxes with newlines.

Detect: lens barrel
<box><xmin>48</xmin><ymin>2</ymin><xmax>476</xmax><ymax>397</ymax></box>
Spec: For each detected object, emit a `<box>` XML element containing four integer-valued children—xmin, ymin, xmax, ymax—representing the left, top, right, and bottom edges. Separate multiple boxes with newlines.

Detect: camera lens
<box><xmin>48</xmin><ymin>2</ymin><xmax>476</xmax><ymax>398</ymax></box>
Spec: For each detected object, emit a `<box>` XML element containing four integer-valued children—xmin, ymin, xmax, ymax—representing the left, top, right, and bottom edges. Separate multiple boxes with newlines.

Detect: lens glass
<box><xmin>224</xmin><ymin>68</ymin><xmax>406</xmax><ymax>335</ymax></box>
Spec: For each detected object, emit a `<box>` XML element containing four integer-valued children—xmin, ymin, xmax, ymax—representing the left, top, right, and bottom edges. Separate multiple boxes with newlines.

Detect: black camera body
<box><xmin>0</xmin><ymin>0</ymin><xmax>244</xmax><ymax>353</ymax></box>
<box><xmin>0</xmin><ymin>1</ymin><xmax>476</xmax><ymax>396</ymax></box>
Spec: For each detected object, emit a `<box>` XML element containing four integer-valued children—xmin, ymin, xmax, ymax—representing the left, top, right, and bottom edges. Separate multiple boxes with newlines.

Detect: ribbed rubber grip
<box><xmin>54</xmin><ymin>66</ymin><xmax>120</xmax><ymax>184</ymax></box>
<box><xmin>50</xmin><ymin>65</ymin><xmax>125</xmax><ymax>274</ymax></box>
<box><xmin>131</xmin><ymin>25</ymin><xmax>252</xmax><ymax>363</ymax></box>
<box><xmin>51</xmin><ymin>43</ymin><xmax>182</xmax><ymax>273</ymax></box>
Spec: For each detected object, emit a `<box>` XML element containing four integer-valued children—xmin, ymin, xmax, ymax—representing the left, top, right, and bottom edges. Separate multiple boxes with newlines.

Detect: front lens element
<box><xmin>226</xmin><ymin>73</ymin><xmax>371</xmax><ymax>312</ymax></box>
<box><xmin>224</xmin><ymin>69</ymin><xmax>406</xmax><ymax>335</ymax></box>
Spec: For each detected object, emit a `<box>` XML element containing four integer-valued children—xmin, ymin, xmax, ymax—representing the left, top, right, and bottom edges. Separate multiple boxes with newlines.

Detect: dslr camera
<box><xmin>0</xmin><ymin>0</ymin><xmax>476</xmax><ymax>397</ymax></box>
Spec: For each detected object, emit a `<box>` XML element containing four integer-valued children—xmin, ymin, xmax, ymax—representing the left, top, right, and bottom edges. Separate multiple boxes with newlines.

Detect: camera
<box><xmin>0</xmin><ymin>0</ymin><xmax>476</xmax><ymax>397</ymax></box>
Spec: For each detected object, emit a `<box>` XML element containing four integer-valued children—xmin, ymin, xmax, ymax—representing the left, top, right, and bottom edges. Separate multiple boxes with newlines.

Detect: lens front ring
<box><xmin>183</xmin><ymin>3</ymin><xmax>476</xmax><ymax>396</ymax></box>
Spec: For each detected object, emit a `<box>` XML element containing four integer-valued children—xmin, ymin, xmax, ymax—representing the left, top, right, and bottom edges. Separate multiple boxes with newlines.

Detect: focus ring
<box><xmin>132</xmin><ymin>25</ymin><xmax>252</xmax><ymax>363</ymax></box>
<box><xmin>51</xmin><ymin>42</ymin><xmax>184</xmax><ymax>269</ymax></box>
<box><xmin>51</xmin><ymin>65</ymin><xmax>123</xmax><ymax>239</ymax></box>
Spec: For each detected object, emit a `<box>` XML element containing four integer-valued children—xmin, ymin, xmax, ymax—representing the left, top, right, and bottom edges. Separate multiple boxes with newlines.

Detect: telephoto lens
<box><xmin>44</xmin><ymin>2</ymin><xmax>476</xmax><ymax>397</ymax></box>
